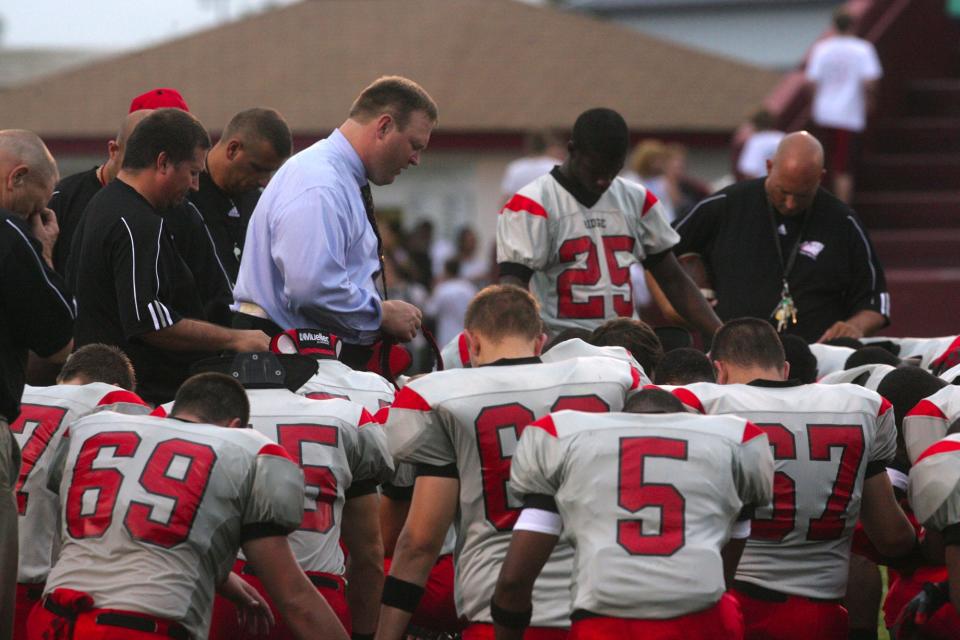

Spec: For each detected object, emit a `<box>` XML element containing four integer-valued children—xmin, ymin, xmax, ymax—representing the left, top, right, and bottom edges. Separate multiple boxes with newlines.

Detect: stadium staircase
<box><xmin>741</xmin><ymin>0</ymin><xmax>960</xmax><ymax>337</ymax></box>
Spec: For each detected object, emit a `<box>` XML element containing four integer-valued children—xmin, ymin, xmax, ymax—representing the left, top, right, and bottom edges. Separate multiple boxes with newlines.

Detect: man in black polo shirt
<box><xmin>69</xmin><ymin>109</ymin><xmax>270</xmax><ymax>404</ymax></box>
<box><xmin>189</xmin><ymin>108</ymin><xmax>292</xmax><ymax>283</ymax></box>
<box><xmin>0</xmin><ymin>129</ymin><xmax>75</xmax><ymax>640</ymax></box>
<box><xmin>673</xmin><ymin>131</ymin><xmax>888</xmax><ymax>344</ymax></box>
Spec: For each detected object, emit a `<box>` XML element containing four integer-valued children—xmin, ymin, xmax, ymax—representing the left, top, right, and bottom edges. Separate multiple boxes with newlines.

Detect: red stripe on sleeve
<box><xmin>630</xmin><ymin>366</ymin><xmax>642</xmax><ymax>390</ymax></box>
<box><xmin>372</xmin><ymin>407</ymin><xmax>390</xmax><ymax>424</ymax></box>
<box><xmin>671</xmin><ymin>388</ymin><xmax>705</xmax><ymax>414</ymax></box>
<box><xmin>642</xmin><ymin>384</ymin><xmax>662</xmax><ymax>391</ymax></box>
<box><xmin>392</xmin><ymin>386</ymin><xmax>432</xmax><ymax>412</ymax></box>
<box><xmin>741</xmin><ymin>421</ymin><xmax>765</xmax><ymax>444</ymax></box>
<box><xmin>641</xmin><ymin>189</ymin><xmax>659</xmax><ymax>216</ymax></box>
<box><xmin>500</xmin><ymin>194</ymin><xmax>548</xmax><ymax>218</ymax></box>
<box><xmin>906</xmin><ymin>399</ymin><xmax>947</xmax><ymax>420</ymax></box>
<box><xmin>458</xmin><ymin>332</ymin><xmax>470</xmax><ymax>366</ymax></box>
<box><xmin>878</xmin><ymin>396</ymin><xmax>893</xmax><ymax>417</ymax></box>
<box><xmin>914</xmin><ymin>439</ymin><xmax>960</xmax><ymax>464</ymax></box>
<box><xmin>258</xmin><ymin>443</ymin><xmax>293</xmax><ymax>460</ymax></box>
<box><xmin>359</xmin><ymin>408</ymin><xmax>375</xmax><ymax>426</ymax></box>
<box><xmin>528</xmin><ymin>415</ymin><xmax>557</xmax><ymax>437</ymax></box>
<box><xmin>97</xmin><ymin>390</ymin><xmax>148</xmax><ymax>407</ymax></box>
<box><xmin>150</xmin><ymin>406</ymin><xmax>168</xmax><ymax>418</ymax></box>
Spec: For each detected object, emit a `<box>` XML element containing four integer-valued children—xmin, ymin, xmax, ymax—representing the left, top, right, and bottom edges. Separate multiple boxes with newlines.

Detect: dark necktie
<box><xmin>360</xmin><ymin>183</ymin><xmax>388</xmax><ymax>299</ymax></box>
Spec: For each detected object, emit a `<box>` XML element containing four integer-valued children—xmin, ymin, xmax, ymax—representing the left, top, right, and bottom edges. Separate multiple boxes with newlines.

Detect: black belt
<box><xmin>43</xmin><ymin>598</ymin><xmax>190</xmax><ymax>639</ymax></box>
<box><xmin>733</xmin><ymin>580</ymin><xmax>841</xmax><ymax>605</ymax></box>
<box><xmin>240</xmin><ymin>562</ymin><xmax>341</xmax><ymax>591</ymax></box>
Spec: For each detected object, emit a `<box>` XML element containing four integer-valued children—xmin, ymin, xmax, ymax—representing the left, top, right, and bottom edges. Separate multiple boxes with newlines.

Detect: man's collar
<box><xmin>747</xmin><ymin>378</ymin><xmax>803</xmax><ymax>388</ymax></box>
<box><xmin>480</xmin><ymin>356</ymin><xmax>542</xmax><ymax>367</ymax></box>
<box><xmin>550</xmin><ymin>166</ymin><xmax>601</xmax><ymax>208</ymax></box>
<box><xmin>330</xmin><ymin>128</ymin><xmax>368</xmax><ymax>188</ymax></box>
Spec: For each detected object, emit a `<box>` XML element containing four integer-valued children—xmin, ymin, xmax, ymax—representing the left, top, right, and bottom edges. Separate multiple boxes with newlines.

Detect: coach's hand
<box><xmin>229</xmin><ymin>329</ymin><xmax>272</xmax><ymax>352</ymax></box>
<box><xmin>29</xmin><ymin>207</ymin><xmax>59</xmax><ymax>268</ymax></box>
<box><xmin>817</xmin><ymin>320</ymin><xmax>863</xmax><ymax>343</ymax></box>
<box><xmin>381</xmin><ymin>300</ymin><xmax>423</xmax><ymax>342</ymax></box>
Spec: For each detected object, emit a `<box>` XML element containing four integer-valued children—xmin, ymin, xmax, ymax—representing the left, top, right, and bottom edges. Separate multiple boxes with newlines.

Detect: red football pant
<box><xmin>463</xmin><ymin>623</ymin><xmax>568</xmax><ymax>639</ymax></box>
<box><xmin>569</xmin><ymin>593</ymin><xmax>743</xmax><ymax>640</ymax></box>
<box><xmin>732</xmin><ymin>586</ymin><xmax>846</xmax><ymax>640</ymax></box>
<box><xmin>383</xmin><ymin>553</ymin><xmax>463</xmax><ymax>632</ymax></box>
<box><xmin>209</xmin><ymin>560</ymin><xmax>350</xmax><ymax>639</ymax></box>
<box><xmin>15</xmin><ymin>582</ymin><xmax>44</xmax><ymax>640</ymax></box>
<box><xmin>884</xmin><ymin>566</ymin><xmax>960</xmax><ymax>639</ymax></box>
<box><xmin>27</xmin><ymin>602</ymin><xmax>185</xmax><ymax>639</ymax></box>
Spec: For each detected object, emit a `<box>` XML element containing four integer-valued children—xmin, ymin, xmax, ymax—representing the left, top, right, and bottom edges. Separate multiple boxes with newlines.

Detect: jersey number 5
<box><xmin>66</xmin><ymin>433</ymin><xmax>217</xmax><ymax>548</ymax></box>
<box><xmin>556</xmin><ymin>235</ymin><xmax>635</xmax><ymax>319</ymax></box>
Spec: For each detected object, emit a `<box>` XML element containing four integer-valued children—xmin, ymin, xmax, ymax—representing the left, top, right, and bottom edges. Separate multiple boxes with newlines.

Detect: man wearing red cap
<box><xmin>128</xmin><ymin>87</ymin><xmax>190</xmax><ymax>113</ymax></box>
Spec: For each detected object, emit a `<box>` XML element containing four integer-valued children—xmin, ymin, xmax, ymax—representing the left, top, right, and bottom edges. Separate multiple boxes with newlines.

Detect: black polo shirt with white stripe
<box><xmin>187</xmin><ymin>171</ymin><xmax>260</xmax><ymax>283</ymax></box>
<box><xmin>48</xmin><ymin>166</ymin><xmax>101</xmax><ymax>275</ymax></box>
<box><xmin>71</xmin><ymin>179</ymin><xmax>210</xmax><ymax>404</ymax></box>
<box><xmin>673</xmin><ymin>178</ymin><xmax>889</xmax><ymax>343</ymax></box>
<box><xmin>0</xmin><ymin>210</ymin><xmax>75</xmax><ymax>421</ymax></box>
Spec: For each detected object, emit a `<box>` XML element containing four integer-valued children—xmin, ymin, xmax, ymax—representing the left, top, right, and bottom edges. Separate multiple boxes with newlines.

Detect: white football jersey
<box><xmin>497</xmin><ymin>172</ymin><xmax>678</xmax><ymax>335</ymax></box>
<box><xmin>541</xmin><ymin>338</ymin><xmax>650</xmax><ymax>383</ymax></box>
<box><xmin>244</xmin><ymin>388</ymin><xmax>393</xmax><ymax>574</ymax></box>
<box><xmin>12</xmin><ymin>383</ymin><xmax>149</xmax><ymax>582</ymax></box>
<box><xmin>511</xmin><ymin>410</ymin><xmax>773</xmax><ymax>619</ymax></box>
<box><xmin>861</xmin><ymin>335</ymin><xmax>960</xmax><ymax>370</ymax></box>
<box><xmin>903</xmin><ymin>386</ymin><xmax>960</xmax><ymax>464</ymax></box>
<box><xmin>908</xmin><ymin>435</ymin><xmax>960</xmax><ymax>533</ymax></box>
<box><xmin>45</xmin><ymin>412</ymin><xmax>304</xmax><ymax>639</ymax></box>
<box><xmin>676</xmin><ymin>381</ymin><xmax>896</xmax><ymax>598</ymax></box>
<box><xmin>440</xmin><ymin>332</ymin><xmax>471</xmax><ymax>370</ymax></box>
<box><xmin>808</xmin><ymin>343</ymin><xmax>855</xmax><ymax>379</ymax></box>
<box><xmin>296</xmin><ymin>357</ymin><xmax>395</xmax><ymax>412</ymax></box>
<box><xmin>383</xmin><ymin>356</ymin><xmax>641</xmax><ymax>627</ymax></box>
<box><xmin>818</xmin><ymin>363</ymin><xmax>895</xmax><ymax>391</ymax></box>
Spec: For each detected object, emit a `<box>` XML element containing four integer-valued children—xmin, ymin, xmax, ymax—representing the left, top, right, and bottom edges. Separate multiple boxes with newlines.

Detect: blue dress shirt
<box><xmin>233</xmin><ymin>129</ymin><xmax>383</xmax><ymax>344</ymax></box>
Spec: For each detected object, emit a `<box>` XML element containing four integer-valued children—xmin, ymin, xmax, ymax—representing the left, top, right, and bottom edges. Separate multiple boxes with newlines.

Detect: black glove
<box><xmin>894</xmin><ymin>580</ymin><xmax>950</xmax><ymax>639</ymax></box>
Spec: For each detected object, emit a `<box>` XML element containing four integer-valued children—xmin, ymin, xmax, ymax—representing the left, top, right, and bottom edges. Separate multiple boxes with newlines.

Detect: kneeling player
<box><xmin>491</xmin><ymin>389</ymin><xmax>774</xmax><ymax>639</ymax></box>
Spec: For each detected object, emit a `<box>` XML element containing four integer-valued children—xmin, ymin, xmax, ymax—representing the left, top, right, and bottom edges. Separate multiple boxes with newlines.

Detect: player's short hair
<box><xmin>0</xmin><ymin>129</ymin><xmax>57</xmax><ymax>186</ymax></box>
<box><xmin>654</xmin><ymin>348</ymin><xmax>715</xmax><ymax>385</ymax></box>
<box><xmin>464</xmin><ymin>285</ymin><xmax>541</xmax><ymax>342</ymax></box>
<box><xmin>711</xmin><ymin>318</ymin><xmax>785</xmax><ymax>371</ymax></box>
<box><xmin>876</xmin><ymin>367</ymin><xmax>947</xmax><ymax>432</ymax></box>
<box><xmin>222</xmin><ymin>107</ymin><xmax>292</xmax><ymax>159</ymax></box>
<box><xmin>845</xmin><ymin>346</ymin><xmax>901</xmax><ymax>369</ymax></box>
<box><xmin>833</xmin><ymin>7</ymin><xmax>853</xmax><ymax>32</ymax></box>
<box><xmin>782</xmin><ymin>335</ymin><xmax>818</xmax><ymax>383</ymax></box>
<box><xmin>122</xmin><ymin>108</ymin><xmax>211</xmax><ymax>170</ymax></box>
<box><xmin>571</xmin><ymin>108</ymin><xmax>630</xmax><ymax>160</ymax></box>
<box><xmin>57</xmin><ymin>344</ymin><xmax>136</xmax><ymax>390</ymax></box>
<box><xmin>171</xmin><ymin>372</ymin><xmax>249</xmax><ymax>427</ymax></box>
<box><xmin>589</xmin><ymin>318</ymin><xmax>663</xmax><ymax>377</ymax></box>
<box><xmin>543</xmin><ymin>328</ymin><xmax>592</xmax><ymax>353</ymax></box>
<box><xmin>624</xmin><ymin>388</ymin><xmax>684</xmax><ymax>414</ymax></box>
<box><xmin>947</xmin><ymin>417</ymin><xmax>960</xmax><ymax>436</ymax></box>
<box><xmin>349</xmin><ymin>76</ymin><xmax>438</xmax><ymax>129</ymax></box>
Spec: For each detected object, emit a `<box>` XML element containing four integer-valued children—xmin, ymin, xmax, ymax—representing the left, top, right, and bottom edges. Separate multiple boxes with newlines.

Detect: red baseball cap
<box><xmin>129</xmin><ymin>88</ymin><xmax>190</xmax><ymax>113</ymax></box>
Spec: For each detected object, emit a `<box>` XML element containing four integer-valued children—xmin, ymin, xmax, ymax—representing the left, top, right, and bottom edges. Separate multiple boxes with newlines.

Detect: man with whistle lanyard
<box><xmin>672</xmin><ymin>131</ymin><xmax>889</xmax><ymax>344</ymax></box>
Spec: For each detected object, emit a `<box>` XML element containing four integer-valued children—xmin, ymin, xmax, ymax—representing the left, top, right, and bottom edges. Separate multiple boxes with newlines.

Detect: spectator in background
<box><xmin>453</xmin><ymin>226</ymin><xmax>489</xmax><ymax>285</ymax></box>
<box><xmin>425</xmin><ymin>258</ymin><xmax>478</xmax><ymax>348</ymax></box>
<box><xmin>407</xmin><ymin>220</ymin><xmax>435</xmax><ymax>287</ymax></box>
<box><xmin>806</xmin><ymin>7</ymin><xmax>882</xmax><ymax>203</ymax></box>
<box><xmin>0</xmin><ymin>130</ymin><xmax>75</xmax><ymax>640</ymax></box>
<box><xmin>736</xmin><ymin>108</ymin><xmax>785</xmax><ymax>180</ymax></box>
<box><xmin>499</xmin><ymin>129</ymin><xmax>566</xmax><ymax>204</ymax></box>
<box><xmin>623</xmin><ymin>139</ymin><xmax>675</xmax><ymax>220</ymax></box>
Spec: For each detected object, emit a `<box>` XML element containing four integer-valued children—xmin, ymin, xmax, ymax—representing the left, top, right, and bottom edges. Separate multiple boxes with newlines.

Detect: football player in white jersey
<box><xmin>496</xmin><ymin>107</ymin><xmax>720</xmax><ymax>338</ymax></box>
<box><xmin>29</xmin><ymin>373</ymin><xmax>348</xmax><ymax>640</ymax></box>
<box><xmin>674</xmin><ymin>319</ymin><xmax>917</xmax><ymax>640</ymax></box>
<box><xmin>12</xmin><ymin>344</ymin><xmax>151</xmax><ymax>638</ymax></box>
<box><xmin>376</xmin><ymin>285</ymin><xmax>644</xmax><ymax>640</ymax></box>
<box><xmin>861</xmin><ymin>335</ymin><xmax>960</xmax><ymax>372</ymax></box>
<box><xmin>199</xmin><ymin>352</ymin><xmax>392</xmax><ymax>639</ymax></box>
<box><xmin>491</xmin><ymin>389</ymin><xmax>774</xmax><ymax>639</ymax></box>
<box><xmin>903</xmin><ymin>385</ymin><xmax>960</xmax><ymax>464</ymax></box>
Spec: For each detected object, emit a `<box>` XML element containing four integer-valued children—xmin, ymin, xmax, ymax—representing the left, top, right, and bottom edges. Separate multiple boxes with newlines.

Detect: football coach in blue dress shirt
<box><xmin>233</xmin><ymin>76</ymin><xmax>437</xmax><ymax>368</ymax></box>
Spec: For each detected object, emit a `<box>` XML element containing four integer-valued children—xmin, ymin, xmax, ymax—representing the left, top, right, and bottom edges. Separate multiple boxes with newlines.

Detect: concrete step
<box><xmin>854</xmin><ymin>191</ymin><xmax>960</xmax><ymax>228</ymax></box>
<box><xmin>883</xmin><ymin>268</ymin><xmax>960</xmax><ymax>337</ymax></box>
<box><xmin>867</xmin><ymin>118</ymin><xmax>960</xmax><ymax>153</ymax></box>
<box><xmin>858</xmin><ymin>153</ymin><xmax>960</xmax><ymax>191</ymax></box>
<box><xmin>870</xmin><ymin>228</ymin><xmax>960</xmax><ymax>268</ymax></box>
<box><xmin>903</xmin><ymin>78</ymin><xmax>960</xmax><ymax>117</ymax></box>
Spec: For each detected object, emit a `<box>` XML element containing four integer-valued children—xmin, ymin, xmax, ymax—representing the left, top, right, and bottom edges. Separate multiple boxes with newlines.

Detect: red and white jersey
<box><xmin>440</xmin><ymin>332</ymin><xmax>471</xmax><ymax>370</ymax></box>
<box><xmin>808</xmin><ymin>343</ymin><xmax>855</xmax><ymax>379</ymax></box>
<box><xmin>244</xmin><ymin>388</ymin><xmax>393</xmax><ymax>575</ymax></box>
<box><xmin>908</xmin><ymin>435</ymin><xmax>960</xmax><ymax>534</ymax></box>
<box><xmin>903</xmin><ymin>386</ymin><xmax>960</xmax><ymax>464</ymax></box>
<box><xmin>12</xmin><ymin>383</ymin><xmax>149</xmax><ymax>583</ymax></box>
<box><xmin>382</xmin><ymin>356</ymin><xmax>641</xmax><ymax>627</ymax></box>
<box><xmin>862</xmin><ymin>335</ymin><xmax>960</xmax><ymax>371</ymax></box>
<box><xmin>45</xmin><ymin>412</ymin><xmax>304</xmax><ymax>639</ymax></box>
<box><xmin>296</xmin><ymin>357</ymin><xmax>395</xmax><ymax>412</ymax></box>
<box><xmin>541</xmin><ymin>338</ymin><xmax>651</xmax><ymax>383</ymax></box>
<box><xmin>675</xmin><ymin>381</ymin><xmax>896</xmax><ymax>598</ymax></box>
<box><xmin>511</xmin><ymin>410</ymin><xmax>773</xmax><ymax>619</ymax></box>
<box><xmin>497</xmin><ymin>173</ymin><xmax>679</xmax><ymax>335</ymax></box>
<box><xmin>818</xmin><ymin>363</ymin><xmax>895</xmax><ymax>391</ymax></box>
